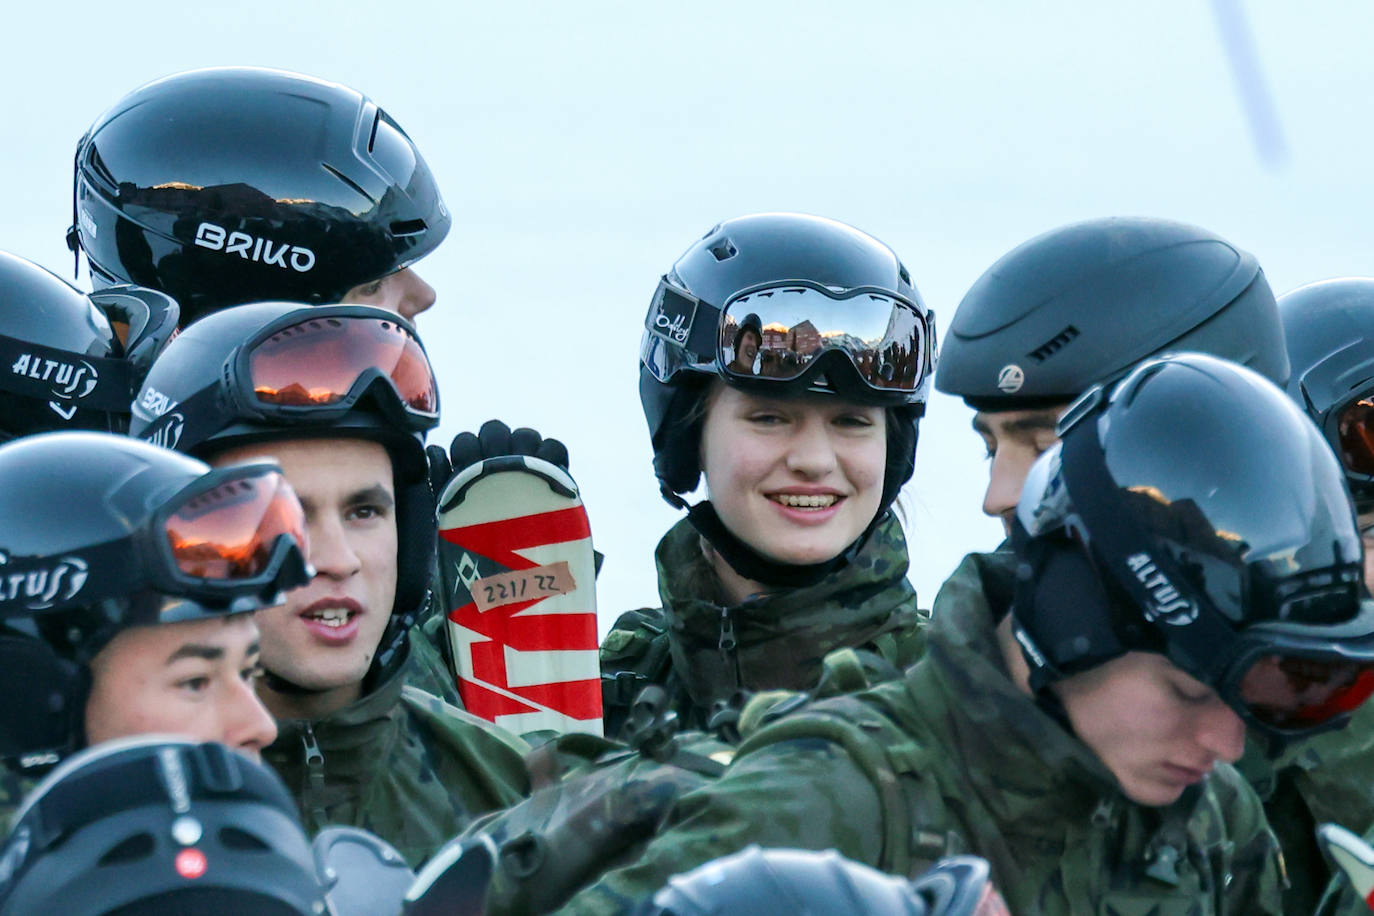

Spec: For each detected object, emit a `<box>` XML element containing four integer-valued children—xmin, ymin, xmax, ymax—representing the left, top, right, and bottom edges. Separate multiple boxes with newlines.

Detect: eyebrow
<box><xmin>346</xmin><ymin>484</ymin><xmax>395</xmax><ymax>508</ymax></box>
<box><xmin>166</xmin><ymin>643</ymin><xmax>225</xmax><ymax>664</ymax></box>
<box><xmin>971</xmin><ymin>413</ymin><xmax>1060</xmax><ymax>436</ymax></box>
<box><xmin>165</xmin><ymin>638</ymin><xmax>260</xmax><ymax>666</ymax></box>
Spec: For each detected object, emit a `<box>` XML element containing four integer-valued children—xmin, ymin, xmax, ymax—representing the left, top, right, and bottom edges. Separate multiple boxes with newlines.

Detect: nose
<box><xmin>396</xmin><ymin>269</ymin><xmax>436</xmax><ymax>321</ymax></box>
<box><xmin>1195</xmin><ymin>698</ymin><xmax>1248</xmax><ymax>765</ymax></box>
<box><xmin>784</xmin><ymin>417</ymin><xmax>839</xmax><ymax>479</ymax></box>
<box><xmin>982</xmin><ymin>450</ymin><xmax>1026</xmax><ymax>531</ymax></box>
<box><xmin>307</xmin><ymin>515</ymin><xmax>362</xmax><ymax>581</ymax></box>
<box><xmin>225</xmin><ymin>677</ymin><xmax>278</xmax><ymax>758</ymax></box>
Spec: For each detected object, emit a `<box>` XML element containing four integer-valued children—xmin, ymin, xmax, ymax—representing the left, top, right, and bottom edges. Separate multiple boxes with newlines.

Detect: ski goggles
<box><xmin>1221</xmin><ymin>629</ymin><xmax>1374</xmax><ymax>736</ymax></box>
<box><xmin>140</xmin><ymin>306</ymin><xmax>438</xmax><ymax>450</ymax></box>
<box><xmin>1335</xmin><ymin>391</ymin><xmax>1374</xmax><ymax>479</ymax></box>
<box><xmin>0</xmin><ymin>462</ymin><xmax>310</xmax><ymax>618</ymax></box>
<box><xmin>642</xmin><ymin>277</ymin><xmax>933</xmax><ymax>398</ymax></box>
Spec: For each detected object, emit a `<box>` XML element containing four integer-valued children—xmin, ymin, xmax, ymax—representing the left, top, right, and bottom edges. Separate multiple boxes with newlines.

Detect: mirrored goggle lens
<box><xmin>248</xmin><ymin>316</ymin><xmax>438</xmax><ymax>414</ymax></box>
<box><xmin>720</xmin><ymin>285</ymin><xmax>926</xmax><ymax>391</ymax></box>
<box><xmin>166</xmin><ymin>471</ymin><xmax>308</xmax><ymax>581</ymax></box>
<box><xmin>1237</xmin><ymin>652</ymin><xmax>1374</xmax><ymax>730</ymax></box>
<box><xmin>1337</xmin><ymin>397</ymin><xmax>1374</xmax><ymax>477</ymax></box>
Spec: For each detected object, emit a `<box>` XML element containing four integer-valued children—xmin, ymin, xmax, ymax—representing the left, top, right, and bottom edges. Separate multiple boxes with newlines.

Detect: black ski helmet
<box><xmin>1010</xmin><ymin>352</ymin><xmax>1374</xmax><ymax>743</ymax></box>
<box><xmin>68</xmin><ymin>66</ymin><xmax>450</xmax><ymax>325</ymax></box>
<box><xmin>128</xmin><ymin>301</ymin><xmax>438</xmax><ymax>681</ymax></box>
<box><xmin>639</xmin><ymin>212</ymin><xmax>935</xmax><ymax>586</ymax></box>
<box><xmin>1278</xmin><ymin>278</ymin><xmax>1374</xmax><ymax>514</ymax></box>
<box><xmin>0</xmin><ymin>432</ymin><xmax>310</xmax><ymax>771</ymax></box>
<box><xmin>936</xmin><ymin>217</ymin><xmax>1289</xmax><ymax>409</ymax></box>
<box><xmin>0</xmin><ymin>250</ymin><xmax>177</xmax><ymax>440</ymax></box>
<box><xmin>636</xmin><ymin>847</ymin><xmax>1005</xmax><ymax>916</ymax></box>
<box><xmin>0</xmin><ymin>738</ymin><xmax>327</xmax><ymax>915</ymax></box>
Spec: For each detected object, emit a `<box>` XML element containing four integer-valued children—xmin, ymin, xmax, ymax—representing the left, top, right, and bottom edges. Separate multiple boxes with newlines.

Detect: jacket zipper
<box><xmin>301</xmin><ymin>722</ymin><xmax>328</xmax><ymax>827</ymax></box>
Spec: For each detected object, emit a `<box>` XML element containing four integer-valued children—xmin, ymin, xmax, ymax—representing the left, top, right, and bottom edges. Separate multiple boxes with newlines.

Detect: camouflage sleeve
<box><xmin>600</xmin><ymin>607</ymin><xmax>672</xmax><ymax>738</ymax></box>
<box><xmin>1206</xmin><ymin>764</ymin><xmax>1286</xmax><ymax>915</ymax></box>
<box><xmin>551</xmin><ymin>736</ymin><xmax>886</xmax><ymax>916</ymax></box>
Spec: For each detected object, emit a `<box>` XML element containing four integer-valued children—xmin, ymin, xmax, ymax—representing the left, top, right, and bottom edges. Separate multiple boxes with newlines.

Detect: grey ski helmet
<box><xmin>639</xmin><ymin>212</ymin><xmax>935</xmax><ymax>586</ymax></box>
<box><xmin>637</xmin><ymin>847</ymin><xmax>1006</xmax><ymax>916</ymax></box>
<box><xmin>1278</xmin><ymin>278</ymin><xmax>1374</xmax><ymax>514</ymax></box>
<box><xmin>936</xmin><ymin>217</ymin><xmax>1289</xmax><ymax>410</ymax></box>
<box><xmin>68</xmin><ymin>66</ymin><xmax>450</xmax><ymax>325</ymax></box>
<box><xmin>0</xmin><ymin>738</ymin><xmax>327</xmax><ymax>915</ymax></box>
<box><xmin>1011</xmin><ymin>352</ymin><xmax>1374</xmax><ymax>743</ymax></box>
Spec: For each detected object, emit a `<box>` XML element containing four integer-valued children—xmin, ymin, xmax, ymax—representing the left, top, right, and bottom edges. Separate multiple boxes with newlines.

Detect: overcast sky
<box><xmin>5</xmin><ymin>2</ymin><xmax>1372</xmax><ymax>633</ymax></box>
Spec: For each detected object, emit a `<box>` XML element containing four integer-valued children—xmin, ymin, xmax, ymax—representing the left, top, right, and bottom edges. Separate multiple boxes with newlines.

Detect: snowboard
<box><xmin>1319</xmin><ymin>823</ymin><xmax>1374</xmax><ymax>910</ymax></box>
<box><xmin>436</xmin><ymin>455</ymin><xmax>602</xmax><ymax>736</ymax></box>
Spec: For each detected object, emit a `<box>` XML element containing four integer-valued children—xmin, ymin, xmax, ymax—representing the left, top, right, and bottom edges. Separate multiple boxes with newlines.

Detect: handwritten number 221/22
<box><xmin>482</xmin><ymin>574</ymin><xmax>557</xmax><ymax>605</ymax></box>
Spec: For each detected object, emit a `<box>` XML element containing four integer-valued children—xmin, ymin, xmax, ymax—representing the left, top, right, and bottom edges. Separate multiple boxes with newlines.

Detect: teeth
<box><xmin>308</xmin><ymin>608</ymin><xmax>352</xmax><ymax>627</ymax></box>
<box><xmin>773</xmin><ymin>494</ymin><xmax>838</xmax><ymax>509</ymax></box>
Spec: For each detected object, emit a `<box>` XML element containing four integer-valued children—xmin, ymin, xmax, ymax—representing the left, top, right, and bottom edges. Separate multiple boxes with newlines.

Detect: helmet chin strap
<box><xmin>679</xmin><ymin>498</ymin><xmax>866</xmax><ymax>590</ymax></box>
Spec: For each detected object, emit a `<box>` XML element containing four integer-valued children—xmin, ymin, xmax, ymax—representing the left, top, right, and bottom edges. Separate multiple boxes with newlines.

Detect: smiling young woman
<box><xmin>600</xmin><ymin>212</ymin><xmax>937</xmax><ymax>738</ymax></box>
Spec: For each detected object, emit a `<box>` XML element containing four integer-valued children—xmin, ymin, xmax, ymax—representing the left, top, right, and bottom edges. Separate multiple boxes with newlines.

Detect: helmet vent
<box><xmin>899</xmin><ymin>264</ymin><xmax>911</xmax><ymax>285</ymax></box>
<box><xmin>389</xmin><ymin>219</ymin><xmax>427</xmax><ymax>237</ymax></box>
<box><xmin>98</xmin><ymin>832</ymin><xmax>155</xmax><ymax>866</ymax></box>
<box><xmin>219</xmin><ymin>826</ymin><xmax>270</xmax><ymax>851</ymax></box>
<box><xmin>1027</xmin><ymin>325</ymin><xmax>1081</xmax><ymax>363</ymax></box>
<box><xmin>709</xmin><ymin>239</ymin><xmax>737</xmax><ymax>261</ymax></box>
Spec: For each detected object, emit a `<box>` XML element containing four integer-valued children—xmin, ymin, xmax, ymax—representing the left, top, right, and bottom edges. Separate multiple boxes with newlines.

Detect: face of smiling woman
<box><xmin>699</xmin><ymin>383</ymin><xmax>887</xmax><ymax>571</ymax></box>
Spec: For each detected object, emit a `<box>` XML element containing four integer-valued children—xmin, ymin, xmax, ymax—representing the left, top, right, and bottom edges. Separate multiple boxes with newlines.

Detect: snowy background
<box><xmin>5</xmin><ymin>2</ymin><xmax>1372</xmax><ymax>633</ymax></box>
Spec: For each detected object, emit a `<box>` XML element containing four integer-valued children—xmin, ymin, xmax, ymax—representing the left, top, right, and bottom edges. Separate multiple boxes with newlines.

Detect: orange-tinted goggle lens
<box><xmin>166</xmin><ymin>471</ymin><xmax>307</xmax><ymax>580</ymax></box>
<box><xmin>1337</xmin><ymin>398</ymin><xmax>1374</xmax><ymax>476</ymax></box>
<box><xmin>1238</xmin><ymin>653</ymin><xmax>1374</xmax><ymax>730</ymax></box>
<box><xmin>248</xmin><ymin>316</ymin><xmax>437</xmax><ymax>413</ymax></box>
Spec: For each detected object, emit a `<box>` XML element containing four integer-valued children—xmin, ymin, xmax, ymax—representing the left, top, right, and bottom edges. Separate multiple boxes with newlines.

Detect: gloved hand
<box><xmin>427</xmin><ymin>419</ymin><xmax>570</xmax><ymax>498</ymax></box>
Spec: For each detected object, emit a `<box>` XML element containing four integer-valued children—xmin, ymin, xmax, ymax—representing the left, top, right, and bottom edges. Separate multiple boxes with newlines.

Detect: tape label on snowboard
<box><xmin>472</xmin><ymin>561</ymin><xmax>576</xmax><ymax>612</ymax></box>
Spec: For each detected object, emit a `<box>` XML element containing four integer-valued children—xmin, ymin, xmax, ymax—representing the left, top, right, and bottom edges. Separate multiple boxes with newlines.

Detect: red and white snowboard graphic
<box><xmin>437</xmin><ymin>456</ymin><xmax>602</xmax><ymax>736</ymax></box>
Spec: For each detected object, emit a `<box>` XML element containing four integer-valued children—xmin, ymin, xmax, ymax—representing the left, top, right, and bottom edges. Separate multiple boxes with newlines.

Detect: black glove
<box><xmin>427</xmin><ymin>419</ymin><xmax>570</xmax><ymax>498</ymax></box>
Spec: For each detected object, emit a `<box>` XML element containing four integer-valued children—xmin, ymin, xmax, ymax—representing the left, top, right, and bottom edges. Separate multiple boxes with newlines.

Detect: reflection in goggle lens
<box><xmin>720</xmin><ymin>285</ymin><xmax>927</xmax><ymax>393</ymax></box>
<box><xmin>1338</xmin><ymin>398</ymin><xmax>1374</xmax><ymax>476</ymax></box>
<box><xmin>1238</xmin><ymin>652</ymin><xmax>1374</xmax><ymax>729</ymax></box>
<box><xmin>249</xmin><ymin>316</ymin><xmax>437</xmax><ymax>413</ymax></box>
<box><xmin>166</xmin><ymin>472</ymin><xmax>306</xmax><ymax>580</ymax></box>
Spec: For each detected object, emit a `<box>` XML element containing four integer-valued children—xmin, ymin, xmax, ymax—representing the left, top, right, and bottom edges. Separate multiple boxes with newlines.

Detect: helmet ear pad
<box><xmin>1012</xmin><ymin>535</ymin><xmax>1160</xmax><ymax>682</ymax></box>
<box><xmin>0</xmin><ymin>633</ymin><xmax>87</xmax><ymax>765</ymax></box>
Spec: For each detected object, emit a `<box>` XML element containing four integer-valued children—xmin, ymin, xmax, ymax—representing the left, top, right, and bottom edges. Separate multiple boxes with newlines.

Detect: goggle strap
<box><xmin>137</xmin><ymin>384</ymin><xmax>221</xmax><ymax>453</ymax></box>
<box><xmin>644</xmin><ymin>278</ymin><xmax>720</xmax><ymax>362</ymax></box>
<box><xmin>1058</xmin><ymin>419</ymin><xmax>1239</xmax><ymax>683</ymax></box>
<box><xmin>0</xmin><ymin>334</ymin><xmax>136</xmax><ymax>413</ymax></box>
<box><xmin>0</xmin><ymin>538</ymin><xmax>137</xmax><ymax>618</ymax></box>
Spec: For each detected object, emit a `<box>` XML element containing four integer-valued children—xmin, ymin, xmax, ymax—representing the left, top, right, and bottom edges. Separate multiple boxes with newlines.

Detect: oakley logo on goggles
<box><xmin>140</xmin><ymin>307</ymin><xmax>438</xmax><ymax>449</ymax></box>
<box><xmin>643</xmin><ymin>277</ymin><xmax>931</xmax><ymax>395</ymax></box>
<box><xmin>0</xmin><ymin>463</ymin><xmax>310</xmax><ymax>617</ymax></box>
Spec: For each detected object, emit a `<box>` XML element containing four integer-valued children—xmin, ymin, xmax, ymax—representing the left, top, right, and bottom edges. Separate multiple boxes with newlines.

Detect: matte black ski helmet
<box><xmin>0</xmin><ymin>432</ymin><xmax>309</xmax><ymax>772</ymax></box>
<box><xmin>0</xmin><ymin>250</ymin><xmax>177</xmax><ymax>440</ymax></box>
<box><xmin>1011</xmin><ymin>352</ymin><xmax>1374</xmax><ymax>743</ymax></box>
<box><xmin>68</xmin><ymin>66</ymin><xmax>450</xmax><ymax>325</ymax></box>
<box><xmin>128</xmin><ymin>301</ymin><xmax>439</xmax><ymax>681</ymax></box>
<box><xmin>936</xmin><ymin>217</ymin><xmax>1289</xmax><ymax>410</ymax></box>
<box><xmin>637</xmin><ymin>847</ymin><xmax>1006</xmax><ymax>916</ymax></box>
<box><xmin>1278</xmin><ymin>278</ymin><xmax>1374</xmax><ymax>514</ymax></box>
<box><xmin>0</xmin><ymin>739</ymin><xmax>327</xmax><ymax>915</ymax></box>
<box><xmin>639</xmin><ymin>212</ymin><xmax>935</xmax><ymax>586</ymax></box>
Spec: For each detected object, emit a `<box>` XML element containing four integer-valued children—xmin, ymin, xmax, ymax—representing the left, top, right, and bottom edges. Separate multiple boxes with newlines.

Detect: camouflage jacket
<box><xmin>263</xmin><ymin>649</ymin><xmax>532</xmax><ymax>867</ymax></box>
<box><xmin>600</xmin><ymin>512</ymin><xmax>926</xmax><ymax>738</ymax></box>
<box><xmin>560</xmin><ymin>550</ymin><xmax>1284</xmax><ymax>915</ymax></box>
